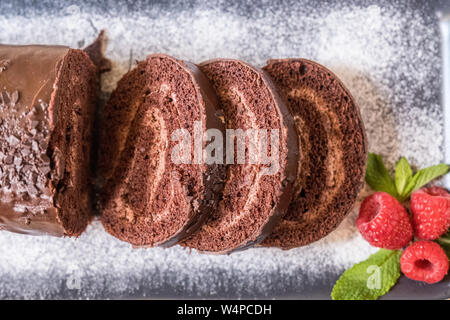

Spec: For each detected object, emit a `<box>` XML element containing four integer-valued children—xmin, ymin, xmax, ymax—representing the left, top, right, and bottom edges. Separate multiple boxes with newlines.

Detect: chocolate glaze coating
<box><xmin>0</xmin><ymin>45</ymin><xmax>70</xmax><ymax>236</ymax></box>
<box><xmin>0</xmin><ymin>42</ymin><xmax>99</xmax><ymax>236</ymax></box>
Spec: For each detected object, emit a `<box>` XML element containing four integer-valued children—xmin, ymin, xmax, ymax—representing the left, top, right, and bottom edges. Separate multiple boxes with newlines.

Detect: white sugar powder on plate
<box><xmin>0</xmin><ymin>1</ymin><xmax>444</xmax><ymax>298</ymax></box>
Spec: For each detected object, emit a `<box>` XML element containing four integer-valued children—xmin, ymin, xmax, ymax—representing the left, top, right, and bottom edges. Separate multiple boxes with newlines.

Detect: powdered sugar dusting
<box><xmin>0</xmin><ymin>1</ymin><xmax>443</xmax><ymax>298</ymax></box>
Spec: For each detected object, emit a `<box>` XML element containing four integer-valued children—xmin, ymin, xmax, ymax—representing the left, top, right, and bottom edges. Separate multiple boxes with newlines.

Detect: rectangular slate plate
<box><xmin>0</xmin><ymin>0</ymin><xmax>450</xmax><ymax>300</ymax></box>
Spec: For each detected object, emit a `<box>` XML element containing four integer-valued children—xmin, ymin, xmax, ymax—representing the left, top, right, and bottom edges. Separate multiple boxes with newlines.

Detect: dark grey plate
<box><xmin>0</xmin><ymin>0</ymin><xmax>449</xmax><ymax>300</ymax></box>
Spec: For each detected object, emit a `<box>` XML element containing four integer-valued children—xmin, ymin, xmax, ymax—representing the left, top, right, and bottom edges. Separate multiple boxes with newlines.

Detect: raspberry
<box><xmin>356</xmin><ymin>192</ymin><xmax>413</xmax><ymax>249</ymax></box>
<box><xmin>411</xmin><ymin>187</ymin><xmax>450</xmax><ymax>240</ymax></box>
<box><xmin>400</xmin><ymin>241</ymin><xmax>449</xmax><ymax>284</ymax></box>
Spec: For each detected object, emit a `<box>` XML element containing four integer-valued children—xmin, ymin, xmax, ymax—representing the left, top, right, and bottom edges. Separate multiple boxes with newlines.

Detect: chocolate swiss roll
<box><xmin>181</xmin><ymin>59</ymin><xmax>299</xmax><ymax>253</ymax></box>
<box><xmin>99</xmin><ymin>54</ymin><xmax>226</xmax><ymax>247</ymax></box>
<box><xmin>261</xmin><ymin>59</ymin><xmax>367</xmax><ymax>249</ymax></box>
<box><xmin>0</xmin><ymin>43</ymin><xmax>99</xmax><ymax>236</ymax></box>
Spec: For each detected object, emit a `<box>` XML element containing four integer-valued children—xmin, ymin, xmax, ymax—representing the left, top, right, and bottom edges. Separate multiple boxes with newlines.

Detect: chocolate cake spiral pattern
<box><xmin>261</xmin><ymin>59</ymin><xmax>367</xmax><ymax>249</ymax></box>
<box><xmin>181</xmin><ymin>59</ymin><xmax>299</xmax><ymax>253</ymax></box>
<box><xmin>100</xmin><ymin>54</ymin><xmax>226</xmax><ymax>247</ymax></box>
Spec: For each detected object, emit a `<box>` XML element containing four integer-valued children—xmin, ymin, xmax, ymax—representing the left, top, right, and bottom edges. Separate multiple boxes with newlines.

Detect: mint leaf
<box><xmin>412</xmin><ymin>164</ymin><xmax>450</xmax><ymax>190</ymax></box>
<box><xmin>401</xmin><ymin>164</ymin><xmax>450</xmax><ymax>200</ymax></box>
<box><xmin>365</xmin><ymin>153</ymin><xmax>398</xmax><ymax>198</ymax></box>
<box><xmin>331</xmin><ymin>249</ymin><xmax>402</xmax><ymax>300</ymax></box>
<box><xmin>395</xmin><ymin>157</ymin><xmax>412</xmax><ymax>196</ymax></box>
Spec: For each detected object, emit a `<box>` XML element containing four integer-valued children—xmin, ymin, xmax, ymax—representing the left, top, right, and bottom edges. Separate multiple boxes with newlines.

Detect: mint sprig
<box><xmin>400</xmin><ymin>164</ymin><xmax>450</xmax><ymax>201</ymax></box>
<box><xmin>365</xmin><ymin>153</ymin><xmax>450</xmax><ymax>202</ymax></box>
<box><xmin>331</xmin><ymin>249</ymin><xmax>402</xmax><ymax>300</ymax></box>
